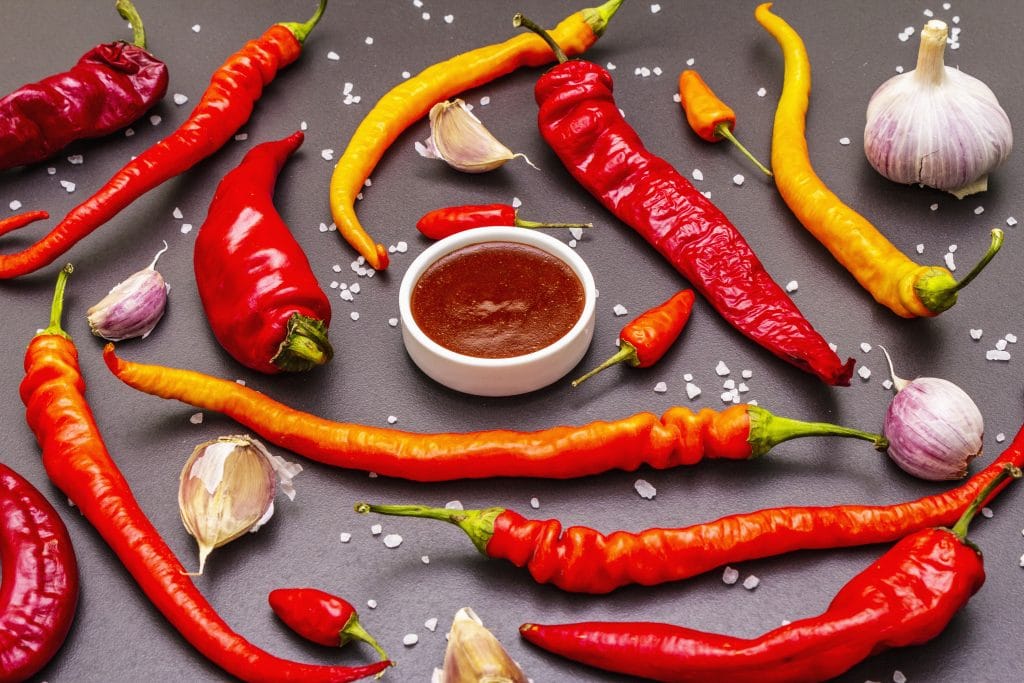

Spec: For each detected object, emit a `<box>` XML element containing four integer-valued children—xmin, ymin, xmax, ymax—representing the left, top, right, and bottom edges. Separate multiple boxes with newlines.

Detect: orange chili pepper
<box><xmin>678</xmin><ymin>70</ymin><xmax>772</xmax><ymax>176</ymax></box>
<box><xmin>572</xmin><ymin>290</ymin><xmax>694</xmax><ymax>387</ymax></box>
<box><xmin>328</xmin><ymin>0</ymin><xmax>623</xmax><ymax>270</ymax></box>
<box><xmin>755</xmin><ymin>3</ymin><xmax>1003</xmax><ymax>318</ymax></box>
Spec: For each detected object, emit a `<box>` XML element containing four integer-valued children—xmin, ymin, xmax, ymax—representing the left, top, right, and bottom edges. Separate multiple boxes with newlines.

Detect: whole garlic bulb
<box><xmin>864</xmin><ymin>20</ymin><xmax>1012</xmax><ymax>198</ymax></box>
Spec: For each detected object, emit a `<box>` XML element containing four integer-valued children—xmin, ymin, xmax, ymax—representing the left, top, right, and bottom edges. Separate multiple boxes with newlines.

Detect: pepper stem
<box><xmin>279</xmin><ymin>0</ymin><xmax>327</xmax><ymax>44</ymax></box>
<box><xmin>571</xmin><ymin>342</ymin><xmax>639</xmax><ymax>388</ymax></box>
<box><xmin>580</xmin><ymin>0</ymin><xmax>625</xmax><ymax>38</ymax></box>
<box><xmin>714</xmin><ymin>123</ymin><xmax>773</xmax><ymax>177</ymax></box>
<box><xmin>949</xmin><ymin>464</ymin><xmax>1021</xmax><ymax>541</ymax></box>
<box><xmin>40</xmin><ymin>264</ymin><xmax>74</xmax><ymax>340</ymax></box>
<box><xmin>949</xmin><ymin>229</ymin><xmax>1004</xmax><ymax>294</ymax></box>
<box><xmin>116</xmin><ymin>0</ymin><xmax>147</xmax><ymax>49</ymax></box>
<box><xmin>355</xmin><ymin>502</ymin><xmax>503</xmax><ymax>555</ymax></box>
<box><xmin>915</xmin><ymin>229</ymin><xmax>1003</xmax><ymax>313</ymax></box>
<box><xmin>513</xmin><ymin>13</ymin><xmax>568</xmax><ymax>64</ymax></box>
<box><xmin>746</xmin><ymin>405</ymin><xmax>888</xmax><ymax>458</ymax></box>
<box><xmin>271</xmin><ymin>313</ymin><xmax>334</xmax><ymax>372</ymax></box>
<box><xmin>342</xmin><ymin>614</ymin><xmax>389</xmax><ymax>662</ymax></box>
<box><xmin>514</xmin><ymin>216</ymin><xmax>593</xmax><ymax>230</ymax></box>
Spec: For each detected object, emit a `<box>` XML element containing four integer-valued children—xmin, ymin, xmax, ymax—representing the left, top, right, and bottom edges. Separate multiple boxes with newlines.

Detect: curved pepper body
<box><xmin>534</xmin><ymin>59</ymin><xmax>853</xmax><ymax>385</ymax></box>
<box><xmin>622</xmin><ymin>291</ymin><xmax>695</xmax><ymax>367</ymax></box>
<box><xmin>0</xmin><ymin>463</ymin><xmax>78</xmax><ymax>682</ymax></box>
<box><xmin>0</xmin><ymin>41</ymin><xmax>167</xmax><ymax>171</ymax></box>
<box><xmin>520</xmin><ymin>528</ymin><xmax>984</xmax><ymax>682</ymax></box>
<box><xmin>195</xmin><ymin>131</ymin><xmax>332</xmax><ymax>373</ymax></box>
<box><xmin>329</xmin><ymin>0</ymin><xmax>622</xmax><ymax>269</ymax></box>
<box><xmin>677</xmin><ymin>70</ymin><xmax>734</xmax><ymax>142</ymax></box>
<box><xmin>416</xmin><ymin>204</ymin><xmax>518</xmax><ymax>239</ymax></box>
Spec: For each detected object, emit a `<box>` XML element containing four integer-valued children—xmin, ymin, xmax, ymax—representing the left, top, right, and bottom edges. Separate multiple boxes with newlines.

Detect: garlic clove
<box><xmin>87</xmin><ymin>241</ymin><xmax>170</xmax><ymax>341</ymax></box>
<box><xmin>178</xmin><ymin>435</ymin><xmax>301</xmax><ymax>574</ymax></box>
<box><xmin>432</xmin><ymin>607</ymin><xmax>527</xmax><ymax>683</ymax></box>
<box><xmin>423</xmin><ymin>99</ymin><xmax>537</xmax><ymax>173</ymax></box>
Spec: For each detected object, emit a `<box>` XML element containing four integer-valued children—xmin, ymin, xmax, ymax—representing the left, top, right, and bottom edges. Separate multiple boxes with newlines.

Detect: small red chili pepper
<box><xmin>0</xmin><ymin>462</ymin><xmax>78</xmax><ymax>682</ymax></box>
<box><xmin>518</xmin><ymin>464</ymin><xmax>1021</xmax><ymax>683</ymax></box>
<box><xmin>416</xmin><ymin>203</ymin><xmax>592</xmax><ymax>239</ymax></box>
<box><xmin>269</xmin><ymin>588</ymin><xmax>389</xmax><ymax>661</ymax></box>
<box><xmin>572</xmin><ymin>290</ymin><xmax>694</xmax><ymax>387</ymax></box>
<box><xmin>0</xmin><ymin>0</ymin><xmax>168</xmax><ymax>171</ymax></box>
<box><xmin>354</xmin><ymin>424</ymin><xmax>1023</xmax><ymax>593</ymax></box>
<box><xmin>0</xmin><ymin>0</ymin><xmax>327</xmax><ymax>280</ymax></box>
<box><xmin>194</xmin><ymin>131</ymin><xmax>332</xmax><ymax>373</ymax></box>
<box><xmin>20</xmin><ymin>265</ymin><xmax>390</xmax><ymax>683</ymax></box>
<box><xmin>677</xmin><ymin>70</ymin><xmax>772</xmax><ymax>177</ymax></box>
<box><xmin>514</xmin><ymin>14</ymin><xmax>853</xmax><ymax>386</ymax></box>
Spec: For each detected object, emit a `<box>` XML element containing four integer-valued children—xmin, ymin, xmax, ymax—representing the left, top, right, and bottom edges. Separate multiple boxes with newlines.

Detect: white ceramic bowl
<box><xmin>398</xmin><ymin>226</ymin><xmax>597</xmax><ymax>396</ymax></box>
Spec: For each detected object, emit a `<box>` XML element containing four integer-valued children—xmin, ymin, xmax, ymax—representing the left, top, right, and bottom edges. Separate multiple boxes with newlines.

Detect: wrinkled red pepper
<box><xmin>416</xmin><ymin>203</ymin><xmax>592</xmax><ymax>239</ymax></box>
<box><xmin>270</xmin><ymin>588</ymin><xmax>388</xmax><ymax>660</ymax></box>
<box><xmin>0</xmin><ymin>0</ymin><xmax>167</xmax><ymax>171</ymax></box>
<box><xmin>517</xmin><ymin>15</ymin><xmax>853</xmax><ymax>386</ymax></box>
<box><xmin>194</xmin><ymin>131</ymin><xmax>333</xmax><ymax>373</ymax></box>
<box><xmin>0</xmin><ymin>462</ymin><xmax>78</xmax><ymax>682</ymax></box>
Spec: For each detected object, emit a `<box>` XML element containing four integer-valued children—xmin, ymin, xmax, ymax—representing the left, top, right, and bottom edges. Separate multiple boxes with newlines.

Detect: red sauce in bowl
<box><xmin>410</xmin><ymin>241</ymin><xmax>585</xmax><ymax>358</ymax></box>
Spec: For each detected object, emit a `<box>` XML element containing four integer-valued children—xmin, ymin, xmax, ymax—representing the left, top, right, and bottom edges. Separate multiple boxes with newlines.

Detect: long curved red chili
<box><xmin>0</xmin><ymin>462</ymin><xmax>78</xmax><ymax>682</ymax></box>
<box><xmin>0</xmin><ymin>0</ymin><xmax>168</xmax><ymax>171</ymax></box>
<box><xmin>195</xmin><ymin>131</ymin><xmax>333</xmax><ymax>373</ymax></box>
<box><xmin>519</xmin><ymin>466</ymin><xmax>1017</xmax><ymax>682</ymax></box>
<box><xmin>517</xmin><ymin>15</ymin><xmax>853</xmax><ymax>386</ymax></box>
<box><xmin>269</xmin><ymin>588</ymin><xmax>388</xmax><ymax>660</ymax></box>
<box><xmin>0</xmin><ymin>0</ymin><xmax>326</xmax><ymax>280</ymax></box>
<box><xmin>356</xmin><ymin>423</ymin><xmax>1023</xmax><ymax>593</ymax></box>
<box><xmin>103</xmin><ymin>346</ymin><xmax>886</xmax><ymax>481</ymax></box>
<box><xmin>21</xmin><ymin>266</ymin><xmax>389</xmax><ymax>682</ymax></box>
<box><xmin>416</xmin><ymin>203</ymin><xmax>592</xmax><ymax>239</ymax></box>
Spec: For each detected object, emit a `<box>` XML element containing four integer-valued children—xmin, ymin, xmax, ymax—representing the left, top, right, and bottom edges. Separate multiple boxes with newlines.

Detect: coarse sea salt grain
<box><xmin>716</xmin><ymin>361</ymin><xmax>730</xmax><ymax>376</ymax></box>
<box><xmin>234</xmin><ymin>133</ymin><xmax>248</xmax><ymax>141</ymax></box>
<box><xmin>654</xmin><ymin>381</ymin><xmax>668</xmax><ymax>393</ymax></box>
<box><xmin>150</xmin><ymin>114</ymin><xmax>161</xmax><ymax>126</ymax></box>
<box><xmin>613</xmin><ymin>304</ymin><xmax>629</xmax><ymax>316</ymax></box>
<box><xmin>47</xmin><ymin>165</ymin><xmax>57</xmax><ymax>173</ymax></box>
<box><xmin>339</xmin><ymin>532</ymin><xmax>351</xmax><ymax>543</ymax></box>
<box><xmin>388</xmin><ymin>318</ymin><xmax>398</xmax><ymax>327</ymax></box>
<box><xmin>511</xmin><ymin>196</ymin><xmax>523</xmax><ymax>208</ymax></box>
<box><xmin>570</xmin><ymin>227</ymin><xmax>584</xmax><ymax>241</ymax></box>
<box><xmin>692</xmin><ymin>168</ymin><xmax>704</xmax><ymax>181</ymax></box>
<box><xmin>364</xmin><ymin>36</ymin><xmax>374</xmax><ymax>45</ymax></box>
<box><xmin>986</xmin><ymin>349</ymin><xmax>1011</xmax><ymax>361</ymax></box>
<box><xmin>893</xmin><ymin>671</ymin><xmax>907</xmax><ymax>683</ymax></box>
<box><xmin>858</xmin><ymin>366</ymin><xmax>871</xmax><ymax>380</ymax></box>
<box><xmin>444</xmin><ymin>14</ymin><xmax>454</xmax><ymax>24</ymax></box>
<box><xmin>944</xmin><ymin>252</ymin><xmax>956</xmax><ymax>271</ymax></box>
<box><xmin>446</xmin><ymin>500</ymin><xmax>464</xmax><ymax>510</ymax></box>
<box><xmin>974</xmin><ymin>206</ymin><xmax>984</xmax><ymax>215</ymax></box>
<box><xmin>403</xmin><ymin>634</ymin><xmax>418</xmax><ymax>646</ymax></box>
<box><xmin>60</xmin><ymin>180</ymin><xmax>76</xmax><ymax>193</ymax></box>
<box><xmin>970</xmin><ymin>329</ymin><xmax>983</xmax><ymax>340</ymax></box>
<box><xmin>650</xmin><ymin>3</ymin><xmax>662</xmax><ymax>13</ymax></box>
<box><xmin>321</xmin><ymin>149</ymin><xmax>334</xmax><ymax>161</ymax></box>
<box><xmin>530</xmin><ymin>497</ymin><xmax>540</xmax><ymax>509</ymax></box>
<box><xmin>425</xmin><ymin>618</ymin><xmax>439</xmax><ymax>632</ymax></box>
<box><xmin>8</xmin><ymin>200</ymin><xmax>21</xmax><ymax>211</ymax></box>
<box><xmin>383</xmin><ymin>534</ymin><xmax>403</xmax><ymax>548</ymax></box>
<box><xmin>634</xmin><ymin>479</ymin><xmax>657</xmax><ymax>499</ymax></box>
<box><xmin>738</xmin><ymin>383</ymin><xmax>749</xmax><ymax>393</ymax></box>
<box><xmin>68</xmin><ymin>154</ymin><xmax>84</xmax><ymax>165</ymax></box>
<box><xmin>996</xmin><ymin>433</ymin><xmax>1006</xmax><ymax>443</ymax></box>
<box><xmin>723</xmin><ymin>379</ymin><xmax>736</xmax><ymax>390</ymax></box>
<box><xmin>882</xmin><ymin>379</ymin><xmax>893</xmax><ymax>390</ymax></box>
<box><xmin>916</xmin><ymin>243</ymin><xmax>925</xmax><ymax>254</ymax></box>
<box><xmin>722</xmin><ymin>567</ymin><xmax>739</xmax><ymax>584</ymax></box>
<box><xmin>173</xmin><ymin>207</ymin><xmax>184</xmax><ymax>219</ymax></box>
<box><xmin>327</xmin><ymin>51</ymin><xmax>340</xmax><ymax>60</ymax></box>
<box><xmin>173</xmin><ymin>93</ymin><xmax>189</xmax><ymax>105</ymax></box>
<box><xmin>981</xmin><ymin>507</ymin><xmax>994</xmax><ymax>519</ymax></box>
<box><xmin>785</xmin><ymin>280</ymin><xmax>798</xmax><ymax>292</ymax></box>
<box><xmin>860</xmin><ymin>342</ymin><xmax>872</xmax><ymax>353</ymax></box>
<box><xmin>370</xmin><ymin>524</ymin><xmax>382</xmax><ymax>536</ymax></box>
<box><xmin>387</xmin><ymin>415</ymin><xmax>398</xmax><ymax>424</ymax></box>
<box><xmin>180</xmin><ymin>223</ymin><xmax>193</xmax><ymax>234</ymax></box>
<box><xmin>1008</xmin><ymin>217</ymin><xmax>1018</xmax><ymax>227</ymax></box>
<box><xmin>367</xmin><ymin>599</ymin><xmax>378</xmax><ymax>609</ymax></box>
<box><xmin>733</xmin><ymin>173</ymin><xmax>745</xmax><ymax>186</ymax></box>
<box><xmin>997</xmin><ymin>339</ymin><xmax>1008</xmax><ymax>351</ymax></box>
<box><xmin>350</xmin><ymin>311</ymin><xmax>360</xmax><ymax>321</ymax></box>
<box><xmin>757</xmin><ymin>87</ymin><xmax>767</xmax><ymax>97</ymax></box>
<box><xmin>741</xmin><ymin>369</ymin><xmax>753</xmax><ymax>379</ymax></box>
<box><xmin>686</xmin><ymin>382</ymin><xmax>701</xmax><ymax>399</ymax></box>
<box><xmin>396</xmin><ymin>241</ymin><xmax>408</xmax><ymax>253</ymax></box>
<box><xmin>683</xmin><ymin>373</ymin><xmax>693</xmax><ymax>381</ymax></box>
<box><xmin>189</xmin><ymin>413</ymin><xmax>203</xmax><ymax>424</ymax></box>
<box><xmin>743</xmin><ymin>575</ymin><xmax>760</xmax><ymax>590</ymax></box>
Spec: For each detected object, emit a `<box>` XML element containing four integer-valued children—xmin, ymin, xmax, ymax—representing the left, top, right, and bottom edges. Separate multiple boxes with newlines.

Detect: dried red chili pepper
<box><xmin>20</xmin><ymin>265</ymin><xmax>390</xmax><ymax>682</ymax></box>
<box><xmin>0</xmin><ymin>0</ymin><xmax>168</xmax><ymax>171</ymax></box>
<box><xmin>270</xmin><ymin>588</ymin><xmax>388</xmax><ymax>660</ymax></box>
<box><xmin>104</xmin><ymin>346</ymin><xmax>886</xmax><ymax>481</ymax></box>
<box><xmin>416</xmin><ymin>203</ymin><xmax>592</xmax><ymax>239</ymax></box>
<box><xmin>195</xmin><ymin>131</ymin><xmax>332</xmax><ymax>373</ymax></box>
<box><xmin>355</xmin><ymin>424</ymin><xmax>1023</xmax><ymax>593</ymax></box>
<box><xmin>677</xmin><ymin>69</ymin><xmax>772</xmax><ymax>177</ymax></box>
<box><xmin>572</xmin><ymin>290</ymin><xmax>694</xmax><ymax>387</ymax></box>
<box><xmin>515</xmin><ymin>15</ymin><xmax>853</xmax><ymax>386</ymax></box>
<box><xmin>0</xmin><ymin>462</ymin><xmax>78</xmax><ymax>682</ymax></box>
<box><xmin>0</xmin><ymin>0</ymin><xmax>326</xmax><ymax>280</ymax></box>
<box><xmin>519</xmin><ymin>464</ymin><xmax>1021</xmax><ymax>682</ymax></box>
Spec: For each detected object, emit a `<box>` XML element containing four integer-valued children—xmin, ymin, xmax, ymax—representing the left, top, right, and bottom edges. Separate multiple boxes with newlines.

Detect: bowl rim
<box><xmin>398</xmin><ymin>226</ymin><xmax>597</xmax><ymax>369</ymax></box>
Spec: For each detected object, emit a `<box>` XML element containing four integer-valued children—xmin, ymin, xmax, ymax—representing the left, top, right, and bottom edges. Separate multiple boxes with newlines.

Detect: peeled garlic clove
<box><xmin>87</xmin><ymin>241</ymin><xmax>171</xmax><ymax>341</ymax></box>
<box><xmin>178</xmin><ymin>435</ymin><xmax>300</xmax><ymax>574</ymax></box>
<box><xmin>432</xmin><ymin>607</ymin><xmax>527</xmax><ymax>683</ymax></box>
<box><xmin>422</xmin><ymin>99</ymin><xmax>537</xmax><ymax>173</ymax></box>
<box><xmin>864</xmin><ymin>20</ymin><xmax>1012</xmax><ymax>198</ymax></box>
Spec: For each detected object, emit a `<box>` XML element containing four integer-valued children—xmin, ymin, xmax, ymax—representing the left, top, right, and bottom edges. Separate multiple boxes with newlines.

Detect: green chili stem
<box><xmin>116</xmin><ymin>0</ymin><xmax>146</xmax><ymax>49</ymax></box>
<box><xmin>950</xmin><ymin>464</ymin><xmax>1021</xmax><ymax>540</ymax></box>
<box><xmin>571</xmin><ymin>343</ymin><xmax>639</xmax><ymax>388</ymax></box>
<box><xmin>279</xmin><ymin>0</ymin><xmax>327</xmax><ymax>44</ymax></box>
<box><xmin>355</xmin><ymin>502</ymin><xmax>502</xmax><ymax>554</ymax></box>
<box><xmin>341</xmin><ymin>615</ymin><xmax>389</xmax><ymax>662</ymax></box>
<box><xmin>514</xmin><ymin>217</ymin><xmax>593</xmax><ymax>230</ymax></box>
<box><xmin>272</xmin><ymin>314</ymin><xmax>333</xmax><ymax>372</ymax></box>
<box><xmin>950</xmin><ymin>229</ymin><xmax>1004</xmax><ymax>294</ymax></box>
<box><xmin>714</xmin><ymin>123</ymin><xmax>773</xmax><ymax>177</ymax></box>
<box><xmin>40</xmin><ymin>264</ymin><xmax>74</xmax><ymax>340</ymax></box>
<box><xmin>746</xmin><ymin>405</ymin><xmax>887</xmax><ymax>458</ymax></box>
<box><xmin>582</xmin><ymin>0</ymin><xmax>625</xmax><ymax>38</ymax></box>
<box><xmin>513</xmin><ymin>13</ymin><xmax>568</xmax><ymax>64</ymax></box>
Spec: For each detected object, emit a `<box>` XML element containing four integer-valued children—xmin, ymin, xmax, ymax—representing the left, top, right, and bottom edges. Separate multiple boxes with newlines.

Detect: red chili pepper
<box><xmin>518</xmin><ymin>465</ymin><xmax>1021</xmax><ymax>682</ymax></box>
<box><xmin>0</xmin><ymin>0</ymin><xmax>326</xmax><ymax>280</ymax></box>
<box><xmin>195</xmin><ymin>131</ymin><xmax>332</xmax><ymax>373</ymax></box>
<box><xmin>269</xmin><ymin>588</ymin><xmax>388</xmax><ymax>661</ymax></box>
<box><xmin>572</xmin><ymin>290</ymin><xmax>694</xmax><ymax>387</ymax></box>
<box><xmin>677</xmin><ymin>70</ymin><xmax>772</xmax><ymax>177</ymax></box>
<box><xmin>0</xmin><ymin>0</ymin><xmax>168</xmax><ymax>171</ymax></box>
<box><xmin>0</xmin><ymin>462</ymin><xmax>78</xmax><ymax>682</ymax></box>
<box><xmin>354</xmin><ymin>423</ymin><xmax>1023</xmax><ymax>593</ymax></box>
<box><xmin>416</xmin><ymin>203</ymin><xmax>592</xmax><ymax>239</ymax></box>
<box><xmin>20</xmin><ymin>265</ymin><xmax>390</xmax><ymax>682</ymax></box>
<box><xmin>515</xmin><ymin>15</ymin><xmax>853</xmax><ymax>386</ymax></box>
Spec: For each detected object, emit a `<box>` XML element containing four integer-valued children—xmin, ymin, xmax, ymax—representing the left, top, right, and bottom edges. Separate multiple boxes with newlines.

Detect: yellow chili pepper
<box><xmin>328</xmin><ymin>0</ymin><xmax>623</xmax><ymax>270</ymax></box>
<box><xmin>677</xmin><ymin>70</ymin><xmax>772</xmax><ymax>177</ymax></box>
<box><xmin>755</xmin><ymin>3</ymin><xmax>1002</xmax><ymax>318</ymax></box>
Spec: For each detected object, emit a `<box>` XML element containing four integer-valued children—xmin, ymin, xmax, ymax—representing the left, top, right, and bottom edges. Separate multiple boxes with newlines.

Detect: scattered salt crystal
<box><xmin>692</xmin><ymin>168</ymin><xmax>704</xmax><ymax>181</ymax></box>
<box><xmin>350</xmin><ymin>311</ymin><xmax>360</xmax><ymax>321</ymax></box>
<box><xmin>511</xmin><ymin>196</ymin><xmax>522</xmax><ymax>208</ymax></box>
<box><xmin>722</xmin><ymin>566</ymin><xmax>739</xmax><ymax>585</ymax></box>
<box><xmin>445</xmin><ymin>500</ymin><xmax>464</xmax><ymax>510</ymax></box>
<box><xmin>898</xmin><ymin>32</ymin><xmax>909</xmax><ymax>42</ymax></box>
<box><xmin>634</xmin><ymin>479</ymin><xmax>657</xmax><ymax>499</ymax></box>
<box><xmin>702</xmin><ymin>191</ymin><xmax>711</xmax><ymax>199</ymax></box>
<box><xmin>443</xmin><ymin>14</ymin><xmax>454</xmax><ymax>24</ymax></box>
<box><xmin>743</xmin><ymin>575</ymin><xmax>760</xmax><ymax>590</ymax></box>
<box><xmin>383</xmin><ymin>534</ymin><xmax>403</xmax><ymax>548</ymax></box>
<box><xmin>893</xmin><ymin>670</ymin><xmax>907</xmax><ymax>683</ymax></box>
<box><xmin>654</xmin><ymin>381</ymin><xmax>668</xmax><ymax>393</ymax></box>
<box><xmin>339</xmin><ymin>532</ymin><xmax>351</xmax><ymax>543</ymax></box>
<box><xmin>974</xmin><ymin>206</ymin><xmax>984</xmax><ymax>215</ymax></box>
<box><xmin>785</xmin><ymin>280</ymin><xmax>798</xmax><ymax>292</ymax></box>
<box><xmin>860</xmin><ymin>342</ymin><xmax>872</xmax><ymax>353</ymax></box>
<box><xmin>607</xmin><ymin>62</ymin><xmax>617</xmax><ymax>70</ymax></box>
<box><xmin>414</xmin><ymin>0</ymin><xmax>423</xmax><ymax>7</ymax></box>
<box><xmin>683</xmin><ymin>373</ymin><xmax>694</xmax><ymax>382</ymax></box>
<box><xmin>924</xmin><ymin>9</ymin><xmax>934</xmax><ymax>17</ymax></box>
<box><xmin>364</xmin><ymin>36</ymin><xmax>374</xmax><ymax>45</ymax></box>
<box><xmin>173</xmin><ymin>207</ymin><xmax>184</xmax><ymax>219</ymax></box>
<box><xmin>738</xmin><ymin>383</ymin><xmax>749</xmax><ymax>393</ymax></box>
<box><xmin>653</xmin><ymin>67</ymin><xmax>663</xmax><ymax>76</ymax></box>
<box><xmin>8</xmin><ymin>200</ymin><xmax>21</xmax><ymax>211</ymax></box>
<box><xmin>319</xmin><ymin>223</ymin><xmax>329</xmax><ymax>233</ymax></box>
<box><xmin>402</xmin><ymin>70</ymin><xmax>411</xmax><ymax>79</ymax></box>
<box><xmin>858</xmin><ymin>366</ymin><xmax>871</xmax><ymax>380</ymax></box>
<box><xmin>1007</xmin><ymin>334</ymin><xmax>1018</xmax><ymax>343</ymax></box>
<box><xmin>686</xmin><ymin>57</ymin><xmax>695</xmax><ymax>66</ymax></box>
<box><xmin>388</xmin><ymin>318</ymin><xmax>399</xmax><ymax>327</ymax></box>
<box><xmin>1008</xmin><ymin>217</ymin><xmax>1018</xmax><ymax>227</ymax></box>
<box><xmin>367</xmin><ymin>599</ymin><xmax>378</xmax><ymax>609</ymax></box>
<box><xmin>916</xmin><ymin>244</ymin><xmax>925</xmax><ymax>254</ymax></box>
<box><xmin>757</xmin><ymin>87</ymin><xmax>766</xmax><ymax>97</ymax></box>
<box><xmin>370</xmin><ymin>524</ymin><xmax>382</xmax><ymax>536</ymax></box>
<box><xmin>741</xmin><ymin>369</ymin><xmax>753</xmax><ymax>379</ymax></box>
<box><xmin>173</xmin><ymin>93</ymin><xmax>189</xmax><ymax>106</ymax></box>
<box><xmin>1020</xmin><ymin>553</ymin><xmax>1024</xmax><ymax>567</ymax></box>
<box><xmin>650</xmin><ymin>3</ymin><xmax>662</xmax><ymax>13</ymax></box>
<box><xmin>321</xmin><ymin>149</ymin><xmax>334</xmax><ymax>161</ymax></box>
<box><xmin>970</xmin><ymin>329</ymin><xmax>983</xmax><ymax>340</ymax></box>
<box><xmin>327</xmin><ymin>51</ymin><xmax>340</xmax><ymax>61</ymax></box>
<box><xmin>882</xmin><ymin>379</ymin><xmax>893</xmax><ymax>390</ymax></box>
<box><xmin>60</xmin><ymin>180</ymin><xmax>76</xmax><ymax>193</ymax></box>
<box><xmin>981</xmin><ymin>507</ymin><xmax>993</xmax><ymax>519</ymax></box>
<box><xmin>387</xmin><ymin>415</ymin><xmax>398</xmax><ymax>424</ymax></box>
<box><xmin>351</xmin><ymin>283</ymin><xmax>361</xmax><ymax>294</ymax></box>
<box><xmin>839</xmin><ymin>137</ymin><xmax>851</xmax><ymax>145</ymax></box>
<box><xmin>715</xmin><ymin>361</ymin><xmax>730</xmax><ymax>376</ymax></box>
<box><xmin>340</xmin><ymin>289</ymin><xmax>354</xmax><ymax>302</ymax></box>
<box><xmin>996</xmin><ymin>339</ymin><xmax>1008</xmax><ymax>351</ymax></box>
<box><xmin>47</xmin><ymin>165</ymin><xmax>57</xmax><ymax>173</ymax></box>
<box><xmin>234</xmin><ymin>133</ymin><xmax>248</xmax><ymax>141</ymax></box>
<box><xmin>952</xmin><ymin>15</ymin><xmax>960</xmax><ymax>23</ymax></box>
<box><xmin>895</xmin><ymin>65</ymin><xmax>904</xmax><ymax>73</ymax></box>
<box><xmin>986</xmin><ymin>349</ymin><xmax>1011</xmax><ymax>361</ymax></box>
<box><xmin>421</xmin><ymin>555</ymin><xmax>429</xmax><ymax>564</ymax></box>
<box><xmin>828</xmin><ymin>342</ymin><xmax>838</xmax><ymax>352</ymax></box>
<box><xmin>300</xmin><ymin>121</ymin><xmax>308</xmax><ymax>130</ymax></box>
<box><xmin>570</xmin><ymin>227</ymin><xmax>584</xmax><ymax>240</ymax></box>
<box><xmin>191</xmin><ymin>24</ymin><xmax>201</xmax><ymax>33</ymax></box>
<box><xmin>944</xmin><ymin>252</ymin><xmax>956</xmax><ymax>271</ymax></box>
<box><xmin>149</xmin><ymin>114</ymin><xmax>161</xmax><ymax>125</ymax></box>
<box><xmin>996</xmin><ymin>433</ymin><xmax>1006</xmax><ymax>443</ymax></box>
<box><xmin>723</xmin><ymin>379</ymin><xmax>736</xmax><ymax>390</ymax></box>
<box><xmin>403</xmin><ymin>633</ymin><xmax>418</xmax><ymax>646</ymax></box>
<box><xmin>721</xmin><ymin>391</ymin><xmax>735</xmax><ymax>403</ymax></box>
<box><xmin>189</xmin><ymin>413</ymin><xmax>203</xmax><ymax>424</ymax></box>
<box><xmin>68</xmin><ymin>154</ymin><xmax>84</xmax><ymax>165</ymax></box>
<box><xmin>942</xmin><ymin>3</ymin><xmax>951</xmax><ymax>9</ymax></box>
<box><xmin>905</xmin><ymin>26</ymin><xmax>915</xmax><ymax>35</ymax></box>
<box><xmin>425</xmin><ymin>618</ymin><xmax>439</xmax><ymax>632</ymax></box>
<box><xmin>332</xmin><ymin>264</ymin><xmax>343</xmax><ymax>273</ymax></box>
<box><xmin>733</xmin><ymin>173</ymin><xmax>745</xmax><ymax>186</ymax></box>
<box><xmin>396</xmin><ymin>241</ymin><xmax>408</xmax><ymax>253</ymax></box>
<box><xmin>422</xmin><ymin>11</ymin><xmax>430</xmax><ymax>20</ymax></box>
<box><xmin>672</xmin><ymin>93</ymin><xmax>682</xmax><ymax>103</ymax></box>
<box><xmin>930</xmin><ymin>203</ymin><xmax>939</xmax><ymax>211</ymax></box>
<box><xmin>530</xmin><ymin>497</ymin><xmax>540</xmax><ymax>509</ymax></box>
<box><xmin>613</xmin><ymin>304</ymin><xmax>629</xmax><ymax>316</ymax></box>
<box><xmin>479</xmin><ymin>96</ymin><xmax>490</xmax><ymax>106</ymax></box>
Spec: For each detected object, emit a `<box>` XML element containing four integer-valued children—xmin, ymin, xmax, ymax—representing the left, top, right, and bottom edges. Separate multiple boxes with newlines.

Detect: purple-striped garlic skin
<box><xmin>86</xmin><ymin>268</ymin><xmax>169</xmax><ymax>341</ymax></box>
